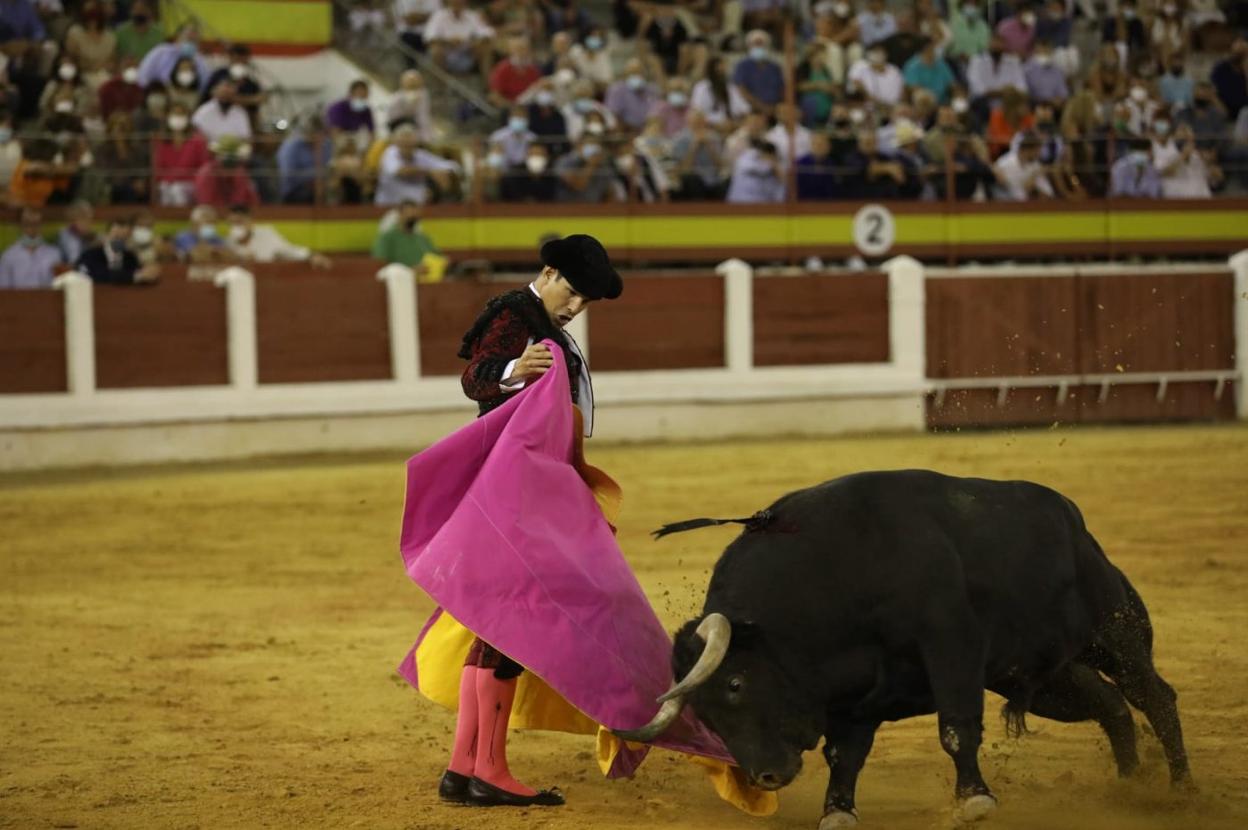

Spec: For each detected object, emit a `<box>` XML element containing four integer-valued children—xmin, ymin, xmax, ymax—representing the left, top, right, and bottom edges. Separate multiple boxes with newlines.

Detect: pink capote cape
<box><xmin>397</xmin><ymin>341</ymin><xmax>776</xmax><ymax>815</ymax></box>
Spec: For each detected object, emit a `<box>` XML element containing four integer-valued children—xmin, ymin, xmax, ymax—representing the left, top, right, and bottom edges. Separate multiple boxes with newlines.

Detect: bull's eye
<box><xmin>726</xmin><ymin>674</ymin><xmax>745</xmax><ymax>702</ymax></box>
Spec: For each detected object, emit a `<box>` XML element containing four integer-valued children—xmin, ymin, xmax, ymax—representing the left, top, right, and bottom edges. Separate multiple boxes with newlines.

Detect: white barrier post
<box><xmin>882</xmin><ymin>255</ymin><xmax>926</xmax><ymax>382</ymax></box>
<box><xmin>717</xmin><ymin>257</ymin><xmax>753</xmax><ymax>372</ymax></box>
<box><xmin>1230</xmin><ymin>249</ymin><xmax>1248</xmax><ymax>419</ymax></box>
<box><xmin>213</xmin><ymin>267</ymin><xmax>258</xmax><ymax>390</ymax></box>
<box><xmin>376</xmin><ymin>264</ymin><xmax>420</xmax><ymax>383</ymax></box>
<box><xmin>52</xmin><ymin>271</ymin><xmax>95</xmax><ymax>396</ymax></box>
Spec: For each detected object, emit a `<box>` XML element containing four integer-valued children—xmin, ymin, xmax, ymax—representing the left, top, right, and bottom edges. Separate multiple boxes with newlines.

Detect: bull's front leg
<box><xmin>819</xmin><ymin>721</ymin><xmax>879</xmax><ymax>829</ymax></box>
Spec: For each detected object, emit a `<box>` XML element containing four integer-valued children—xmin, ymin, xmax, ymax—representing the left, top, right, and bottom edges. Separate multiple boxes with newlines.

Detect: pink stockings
<box><xmin>445</xmin><ymin>666</ymin><xmax>536</xmax><ymax>797</ymax></box>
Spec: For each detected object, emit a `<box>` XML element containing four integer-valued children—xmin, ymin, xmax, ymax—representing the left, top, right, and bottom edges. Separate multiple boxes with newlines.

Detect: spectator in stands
<box><xmin>724</xmin><ymin>109</ymin><xmax>768</xmax><ymax>168</ymax></box>
<box><xmin>858</xmin><ymin>0</ymin><xmax>897</xmax><ymax>48</ymax></box>
<box><xmin>993</xmin><ymin>132</ymin><xmax>1053</xmax><ymax>200</ymax></box>
<box><xmin>129</xmin><ymin>210</ymin><xmax>162</xmax><ymax>266</ymax></box>
<box><xmin>167</xmin><ymin>57</ymin><xmax>205</xmax><ymax>113</ymax></box>
<box><xmin>276</xmin><ymin>116</ymin><xmax>333</xmax><ymax>204</ymax></box>
<box><xmin>795</xmin><ymin>131</ymin><xmax>838</xmax><ymax>200</ymax></box>
<box><xmin>995</xmin><ymin>2</ymin><xmax>1037</xmax><ymax>59</ymax></box>
<box><xmin>544</xmin><ymin>0</ymin><xmax>593</xmax><ymax>40</ymax></box>
<box><xmin>138</xmin><ymin>23</ymin><xmax>211</xmax><ymax>90</ymax></box>
<box><xmin>828</xmin><ymin>101</ymin><xmax>863</xmax><ymax>157</ymax></box>
<box><xmin>765</xmin><ymin>102</ymin><xmax>812</xmax><ymax>170</ymax></box>
<box><xmin>84</xmin><ymin>111</ymin><xmax>149</xmax><ymax>204</ymax></box>
<box><xmin>394</xmin><ymin>0</ymin><xmax>442</xmax><ymax>55</ymax></box>
<box><xmin>1159</xmin><ymin>55</ymin><xmax>1194</xmax><ymax>110</ymax></box>
<box><xmin>562</xmin><ymin>78</ymin><xmax>614</xmax><ymax>140</ymax></box>
<box><xmin>63</xmin><ymin>0</ymin><xmax>115</xmax><ymax>85</ymax></box>
<box><xmin>848</xmin><ymin>45</ymin><xmax>905</xmax><ymax>107</ymax></box>
<box><xmin>792</xmin><ymin>45</ymin><xmax>832</xmax><ymax>129</ymax></box>
<box><xmin>489</xmin><ymin>36</ymin><xmax>541</xmax><ymax>107</ymax></box>
<box><xmin>948</xmin><ymin>0</ymin><xmax>991</xmax><ymax>63</ymax></box>
<box><xmin>56</xmin><ymin>201</ymin><xmax>95</xmax><ymax>266</ymax></box>
<box><xmin>500</xmin><ymin>142</ymin><xmax>557</xmax><ymax>201</ymax></box>
<box><xmin>0</xmin><ymin>110</ymin><xmax>20</xmax><ymax>191</ymax></box>
<box><xmin>0</xmin><ymin>208</ymin><xmax>61</xmax><ymax>289</ymax></box>
<box><xmin>0</xmin><ymin>0</ymin><xmax>47</xmax><ymax>50</ymax></box>
<box><xmin>486</xmin><ymin>0</ymin><xmax>544</xmax><ymax>41</ymax></box>
<box><xmin>1034</xmin><ymin>0</ymin><xmax>1076</xmax><ymax>77</ymax></box>
<box><xmin>1125</xmin><ymin>77</ymin><xmax>1160</xmax><ymax>134</ymax></box>
<box><xmin>371</xmin><ymin>199</ymin><xmax>440</xmax><ymax>268</ymax></box>
<box><xmin>605</xmin><ymin>58</ymin><xmax>660</xmax><ymax>131</ymax></box>
<box><xmin>672</xmin><ymin>108</ymin><xmax>725</xmax><ymax>200</ymax></box>
<box><xmin>98</xmin><ymin>57</ymin><xmax>144</xmax><ymax>119</ymax></box>
<box><xmin>114</xmin><ymin>1</ymin><xmax>164</xmax><ymax>63</ymax></box>
<box><xmin>173</xmin><ymin>204</ymin><xmax>228</xmax><ymax>262</ymax></box>
<box><xmin>153</xmin><ymin>103</ymin><xmax>210</xmax><ymax>207</ymax></box>
<box><xmin>1211</xmin><ymin>38</ymin><xmax>1247</xmax><ymax>120</ymax></box>
<box><xmin>637</xmin><ymin>2</ymin><xmax>690</xmax><ymax>77</ymax></box>
<box><xmin>987</xmin><ymin>87</ymin><xmax>1034</xmax><ymax>157</ymax></box>
<box><xmin>489</xmin><ymin>104</ymin><xmax>537</xmax><ymax>172</ymax></box>
<box><xmin>542</xmin><ymin>30</ymin><xmax>573</xmax><ymax>76</ymax></box>
<box><xmin>328</xmin><ymin>133</ymin><xmax>368</xmax><ymax>204</ymax></box>
<box><xmin>525</xmin><ymin>79</ymin><xmax>569</xmax><ymax>156</ymax></box>
<box><xmin>913</xmin><ymin>0</ymin><xmax>952</xmax><ymax>52</ymax></box>
<box><xmin>387</xmin><ymin>70</ymin><xmax>434</xmax><ymax>137</ymax></box>
<box><xmin>375</xmin><ymin>123</ymin><xmax>459</xmax><ymax>205</ymax></box>
<box><xmin>554</xmin><ymin>133</ymin><xmax>616</xmax><ymax>202</ymax></box>
<box><xmin>613</xmin><ymin>139</ymin><xmax>669</xmax><ymax>203</ymax></box>
<box><xmin>192</xmin><ymin>79</ymin><xmax>252</xmax><ymax>144</ymax></box>
<box><xmin>650</xmin><ymin>77</ymin><xmax>692</xmax><ymax>138</ymax></box>
<box><xmin>925</xmin><ymin>103</ymin><xmax>995</xmax><ymax>200</ymax></box>
<box><xmin>1023</xmin><ymin>101</ymin><xmax>1062</xmax><ymax>163</ymax></box>
<box><xmin>733</xmin><ymin>30</ymin><xmax>785</xmax><ymax>116</ymax></box>
<box><xmin>204</xmin><ymin>45</ymin><xmax>267</xmax><ymax>120</ymax></box>
<box><xmin>691</xmin><ymin>55</ymin><xmax>749</xmax><ymax>130</ymax></box>
<box><xmin>904</xmin><ymin>39</ymin><xmax>956</xmax><ymax>104</ymax></box>
<box><xmin>40</xmin><ymin>57</ymin><xmax>92</xmax><ymax>116</ymax></box>
<box><xmin>1109</xmin><ymin>138</ymin><xmax>1162</xmax><ymax>197</ymax></box>
<box><xmin>8</xmin><ymin>138</ymin><xmax>77</xmax><ymax>207</ymax></box>
<box><xmin>726</xmin><ymin>139</ymin><xmax>785</xmax><ymax>204</ymax></box>
<box><xmin>810</xmin><ymin>2</ymin><xmax>861</xmax><ymax>87</ymax></box>
<box><xmin>194</xmin><ymin>135</ymin><xmax>260</xmax><ymax>209</ymax></box>
<box><xmin>225</xmin><ymin>204</ymin><xmax>332</xmax><ymax>267</ymax></box>
<box><xmin>842</xmin><ymin>129</ymin><xmax>906</xmax><ymax>198</ymax></box>
<box><xmin>741</xmin><ymin>0</ymin><xmax>788</xmax><ymax>42</ymax></box>
<box><xmin>1087</xmin><ymin>43</ymin><xmax>1128</xmax><ymax>104</ymax></box>
<box><xmin>1153</xmin><ymin>122</ymin><xmax>1220</xmax><ymax>198</ymax></box>
<box><xmin>891</xmin><ymin>120</ymin><xmax>928</xmax><ymax>199</ymax></box>
<box><xmin>1102</xmin><ymin>0</ymin><xmax>1147</xmax><ymax>60</ymax></box>
<box><xmin>1151</xmin><ymin>2</ymin><xmax>1189</xmax><ymax>67</ymax></box>
<box><xmin>966</xmin><ymin>35</ymin><xmax>1026</xmax><ymax>121</ymax></box>
<box><xmin>1024</xmin><ymin>40</ymin><xmax>1068</xmax><ymax>107</ymax></box>
<box><xmin>76</xmin><ymin>217</ymin><xmax>159</xmax><ymax>285</ymax></box>
<box><xmin>1182</xmin><ymin>82</ymin><xmax>1231</xmax><ymax>152</ymax></box>
<box><xmin>568</xmin><ymin>26</ymin><xmax>613</xmax><ymax>90</ymax></box>
<box><xmin>425</xmin><ymin>0</ymin><xmax>496</xmax><ymax>80</ymax></box>
<box><xmin>326</xmin><ymin>80</ymin><xmax>376</xmax><ymax>137</ymax></box>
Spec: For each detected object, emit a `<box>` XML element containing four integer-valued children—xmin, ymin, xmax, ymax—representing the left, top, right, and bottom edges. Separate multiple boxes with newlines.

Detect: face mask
<box><xmin>586</xmin><ymin>35</ymin><xmax>603</xmax><ymax>51</ymax></box>
<box><xmin>667</xmin><ymin>91</ymin><xmax>688</xmax><ymax>107</ymax></box>
<box><xmin>486</xmin><ymin>151</ymin><xmax>505</xmax><ymax>169</ymax></box>
<box><xmin>536</xmin><ymin>90</ymin><xmax>556</xmax><ymax>106</ymax></box>
<box><xmin>350</xmin><ymin>98</ymin><xmax>369</xmax><ymax>111</ymax></box>
<box><xmin>1021</xmin><ymin>12</ymin><xmax>1036</xmax><ymax>26</ymax></box>
<box><xmin>109</xmin><ymin>238</ymin><xmax>127</xmax><ymax>253</ymax></box>
<box><xmin>574</xmin><ymin>98</ymin><xmax>594</xmax><ymax>114</ymax></box>
<box><xmin>116</xmin><ymin>67</ymin><xmax>138</xmax><ymax>85</ymax></box>
<box><xmin>555</xmin><ymin>68</ymin><xmax>576</xmax><ymax>87</ymax></box>
<box><xmin>1123</xmin><ymin>8</ymin><xmax>1136</xmax><ymax>19</ymax></box>
<box><xmin>198</xmin><ymin>225</ymin><xmax>218</xmax><ymax>241</ymax></box>
<box><xmin>79</xmin><ymin>151</ymin><xmax>94</xmax><ymax>167</ymax></box>
<box><xmin>626</xmin><ymin>74</ymin><xmax>645</xmax><ymax>91</ymax></box>
<box><xmin>525</xmin><ymin>155</ymin><xmax>548</xmax><ymax>174</ymax></box>
<box><xmin>615</xmin><ymin>154</ymin><xmax>634</xmax><ymax>172</ymax></box>
<box><xmin>131</xmin><ymin>226</ymin><xmax>153</xmax><ymax>246</ymax></box>
<box><xmin>176</xmin><ymin>70</ymin><xmax>196</xmax><ymax>87</ymax></box>
<box><xmin>54</xmin><ymin>100</ymin><xmax>74</xmax><ymax>114</ymax></box>
<box><xmin>228</xmin><ymin>225</ymin><xmax>248</xmax><ymax>242</ymax></box>
<box><xmin>585</xmin><ymin>120</ymin><xmax>605</xmax><ymax>136</ymax></box>
<box><xmin>0</xmin><ymin>127</ymin><xmax>10</xmax><ymax>143</ymax></box>
<box><xmin>833</xmin><ymin>2</ymin><xmax>850</xmax><ymax>16</ymax></box>
<box><xmin>849</xmin><ymin>108</ymin><xmax>867</xmax><ymax>124</ymax></box>
<box><xmin>748</xmin><ymin>46</ymin><xmax>768</xmax><ymax>61</ymax></box>
<box><xmin>963</xmin><ymin>5</ymin><xmax>980</xmax><ymax>19</ymax></box>
<box><xmin>179</xmin><ymin>42</ymin><xmax>196</xmax><ymax>57</ymax></box>
<box><xmin>1034</xmin><ymin>54</ymin><xmax>1051</xmax><ymax>66</ymax></box>
<box><xmin>229</xmin><ymin>63</ymin><xmax>248</xmax><ymax>81</ymax></box>
<box><xmin>869</xmin><ymin>51</ymin><xmax>886</xmax><ymax>67</ymax></box>
<box><xmin>508</xmin><ymin>116</ymin><xmax>528</xmax><ymax>132</ymax></box>
<box><xmin>952</xmin><ymin>97</ymin><xmax>969</xmax><ymax>114</ymax></box>
<box><xmin>1130</xmin><ymin>150</ymin><xmax>1149</xmax><ymax>165</ymax></box>
<box><xmin>1130</xmin><ymin>86</ymin><xmax>1148</xmax><ymax>103</ymax></box>
<box><xmin>58</xmin><ymin>64</ymin><xmax>77</xmax><ymax>81</ymax></box>
<box><xmin>168</xmin><ymin>114</ymin><xmax>188</xmax><ymax>131</ymax></box>
<box><xmin>1154</xmin><ymin>120</ymin><xmax>1170</xmax><ymax>135</ymax></box>
<box><xmin>582</xmin><ymin>143</ymin><xmax>601</xmax><ymax>158</ymax></box>
<box><xmin>236</xmin><ymin>144</ymin><xmax>252</xmax><ymax>161</ymax></box>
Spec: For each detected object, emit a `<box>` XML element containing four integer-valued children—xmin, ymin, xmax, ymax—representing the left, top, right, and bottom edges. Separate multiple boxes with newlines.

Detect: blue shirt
<box><xmin>0</xmin><ymin>239</ymin><xmax>61</xmax><ymax>288</ymax></box>
<box><xmin>857</xmin><ymin>11</ymin><xmax>898</xmax><ymax>46</ymax></box>
<box><xmin>173</xmin><ymin>228</ymin><xmax>226</xmax><ymax>256</ymax></box>
<box><xmin>137</xmin><ymin>43</ymin><xmax>213</xmax><ymax>90</ymax></box>
<box><xmin>0</xmin><ymin>0</ymin><xmax>45</xmax><ymax>42</ymax></box>
<box><xmin>276</xmin><ymin>134</ymin><xmax>334</xmax><ymax>201</ymax></box>
<box><xmin>1159</xmin><ymin>74</ymin><xmax>1194</xmax><ymax>110</ymax></box>
<box><xmin>727</xmin><ymin>148</ymin><xmax>784</xmax><ymax>204</ymax></box>
<box><xmin>731</xmin><ymin>58</ymin><xmax>785</xmax><ymax>107</ymax></box>
<box><xmin>903</xmin><ymin>54</ymin><xmax>956</xmax><ymax>103</ymax></box>
<box><xmin>1109</xmin><ymin>155</ymin><xmax>1162</xmax><ymax>198</ymax></box>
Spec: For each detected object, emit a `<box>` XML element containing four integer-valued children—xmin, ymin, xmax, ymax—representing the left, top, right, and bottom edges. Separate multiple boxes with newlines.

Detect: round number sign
<box><xmin>852</xmin><ymin>204</ymin><xmax>896</xmax><ymax>257</ymax></box>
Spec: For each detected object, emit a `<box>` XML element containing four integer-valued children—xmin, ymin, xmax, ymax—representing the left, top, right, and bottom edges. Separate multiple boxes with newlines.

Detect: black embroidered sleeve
<box><xmin>460</xmin><ymin>308</ymin><xmax>532</xmax><ymax>402</ymax></box>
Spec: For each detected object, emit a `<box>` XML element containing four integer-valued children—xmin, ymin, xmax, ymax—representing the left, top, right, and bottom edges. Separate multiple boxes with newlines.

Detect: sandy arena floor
<box><xmin>2</xmin><ymin>423</ymin><xmax>1247</xmax><ymax>830</ymax></box>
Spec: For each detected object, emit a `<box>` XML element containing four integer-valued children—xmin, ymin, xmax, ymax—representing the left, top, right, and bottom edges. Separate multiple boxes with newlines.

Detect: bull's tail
<box><xmin>652</xmin><ymin>509</ymin><xmax>775</xmax><ymax>539</ymax></box>
<box><xmin>1001</xmin><ymin>697</ymin><xmax>1032</xmax><ymax>739</ymax></box>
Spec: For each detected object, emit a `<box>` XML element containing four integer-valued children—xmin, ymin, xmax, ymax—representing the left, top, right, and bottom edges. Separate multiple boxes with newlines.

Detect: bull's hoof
<box><xmin>953</xmin><ymin>793</ymin><xmax>998</xmax><ymax>824</ymax></box>
<box><xmin>818</xmin><ymin>809</ymin><xmax>859</xmax><ymax>829</ymax></box>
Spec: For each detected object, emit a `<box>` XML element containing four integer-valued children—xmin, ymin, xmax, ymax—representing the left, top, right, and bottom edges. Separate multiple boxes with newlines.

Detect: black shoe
<box><xmin>466</xmin><ymin>777</ymin><xmax>565</xmax><ymax>807</ymax></box>
<box><xmin>438</xmin><ymin>770</ymin><xmax>471</xmax><ymax>804</ymax></box>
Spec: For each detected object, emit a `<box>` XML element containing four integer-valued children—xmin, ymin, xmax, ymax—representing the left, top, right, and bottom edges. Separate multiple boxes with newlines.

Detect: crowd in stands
<box><xmin>2</xmin><ymin>0</ymin><xmax>1247</xmax><ymax>236</ymax></box>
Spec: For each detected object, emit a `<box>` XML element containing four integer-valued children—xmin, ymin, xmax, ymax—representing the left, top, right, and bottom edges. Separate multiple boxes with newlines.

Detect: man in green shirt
<box><xmin>948</xmin><ymin>0</ymin><xmax>990</xmax><ymax>63</ymax></box>
<box><xmin>115</xmin><ymin>2</ymin><xmax>167</xmax><ymax>63</ymax></box>
<box><xmin>372</xmin><ymin>200</ymin><xmax>441</xmax><ymax>272</ymax></box>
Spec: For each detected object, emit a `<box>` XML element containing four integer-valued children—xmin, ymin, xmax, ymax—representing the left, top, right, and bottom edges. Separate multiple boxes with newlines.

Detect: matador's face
<box><xmin>535</xmin><ymin>268</ymin><xmax>591</xmax><ymax>329</ymax></box>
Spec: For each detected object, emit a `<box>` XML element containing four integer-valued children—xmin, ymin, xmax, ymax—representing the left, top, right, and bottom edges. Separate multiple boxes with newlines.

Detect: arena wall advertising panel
<box><xmin>588</xmin><ymin>274</ymin><xmax>725</xmax><ymax>371</ymax></box>
<box><xmin>753</xmin><ymin>273</ymin><xmax>890</xmax><ymax>367</ymax></box>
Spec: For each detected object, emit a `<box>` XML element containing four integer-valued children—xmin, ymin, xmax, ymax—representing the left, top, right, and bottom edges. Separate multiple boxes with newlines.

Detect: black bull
<box><xmin>615</xmin><ymin>470</ymin><xmax>1192</xmax><ymax>827</ymax></box>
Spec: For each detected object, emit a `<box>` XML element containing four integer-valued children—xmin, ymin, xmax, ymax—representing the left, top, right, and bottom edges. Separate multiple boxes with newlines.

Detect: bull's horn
<box><xmin>611</xmin><ymin>695</ymin><xmax>686</xmax><ymax>743</ymax></box>
<box><xmin>657</xmin><ymin>613</ymin><xmax>731</xmax><ymax>703</ymax></box>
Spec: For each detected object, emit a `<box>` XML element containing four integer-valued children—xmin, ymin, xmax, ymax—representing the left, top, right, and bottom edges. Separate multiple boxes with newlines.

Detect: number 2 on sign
<box><xmin>852</xmin><ymin>204</ymin><xmax>896</xmax><ymax>257</ymax></box>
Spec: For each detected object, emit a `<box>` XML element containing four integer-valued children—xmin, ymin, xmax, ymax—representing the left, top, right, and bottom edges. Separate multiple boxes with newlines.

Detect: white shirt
<box><xmin>847</xmin><ymin>61</ymin><xmax>905</xmax><ymax>105</ymax></box>
<box><xmin>229</xmin><ymin>224</ymin><xmax>311</xmax><ymax>262</ymax></box>
<box><xmin>966</xmin><ymin>53</ymin><xmax>1027</xmax><ymax>99</ymax></box>
<box><xmin>392</xmin><ymin>0</ymin><xmax>442</xmax><ymax>34</ymax></box>
<box><xmin>993</xmin><ymin>150</ymin><xmax>1054</xmax><ymax>200</ymax></box>
<box><xmin>1152</xmin><ymin>140</ymin><xmax>1212</xmax><ymax>198</ymax></box>
<box><xmin>690</xmin><ymin>79</ymin><xmax>751</xmax><ymax>127</ymax></box>
<box><xmin>764</xmin><ymin>123</ymin><xmax>813</xmax><ymax>169</ymax></box>
<box><xmin>569</xmin><ymin>44</ymin><xmax>614</xmax><ymax>87</ymax></box>
<box><xmin>499</xmin><ymin>284</ymin><xmax>595</xmax><ymax>436</ymax></box>
<box><xmin>561</xmin><ymin>102</ymin><xmax>617</xmax><ymax>141</ymax></box>
<box><xmin>191</xmin><ymin>101</ymin><xmax>252</xmax><ymax>143</ymax></box>
<box><xmin>375</xmin><ymin>144</ymin><xmax>460</xmax><ymax>206</ymax></box>
<box><xmin>423</xmin><ymin>7</ymin><xmax>494</xmax><ymax>42</ymax></box>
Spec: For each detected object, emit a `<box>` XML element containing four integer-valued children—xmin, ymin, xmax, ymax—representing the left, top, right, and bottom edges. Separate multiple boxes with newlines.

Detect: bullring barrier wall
<box><xmin>0</xmin><ymin>255</ymin><xmax>1244</xmax><ymax>471</ymax></box>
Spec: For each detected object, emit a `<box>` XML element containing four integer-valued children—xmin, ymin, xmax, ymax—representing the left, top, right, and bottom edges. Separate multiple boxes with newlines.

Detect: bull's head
<box><xmin>615</xmin><ymin>613</ymin><xmax>822</xmax><ymax>791</ymax></box>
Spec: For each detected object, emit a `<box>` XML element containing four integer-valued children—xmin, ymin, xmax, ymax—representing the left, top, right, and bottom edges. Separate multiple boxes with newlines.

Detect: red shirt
<box><xmin>98</xmin><ymin>78</ymin><xmax>145</xmax><ymax>120</ymax></box>
<box><xmin>153</xmin><ymin>133</ymin><xmax>211</xmax><ymax>184</ymax></box>
<box><xmin>488</xmin><ymin>59</ymin><xmax>540</xmax><ymax>102</ymax></box>
<box><xmin>193</xmin><ymin>161</ymin><xmax>259</xmax><ymax>209</ymax></box>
